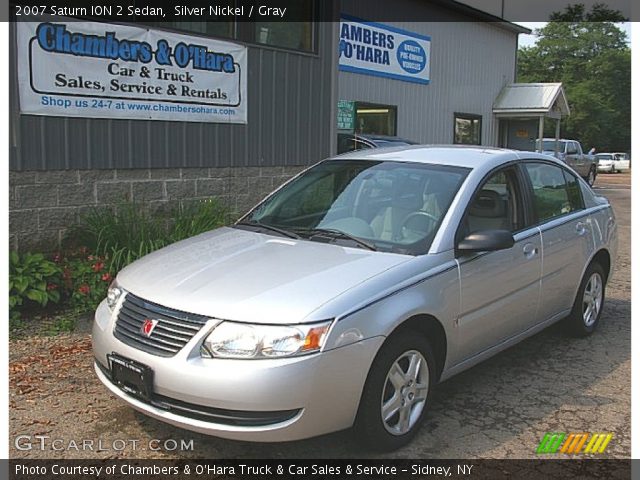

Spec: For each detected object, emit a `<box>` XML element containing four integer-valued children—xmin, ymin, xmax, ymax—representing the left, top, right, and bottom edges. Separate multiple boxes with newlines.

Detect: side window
<box><xmin>525</xmin><ymin>163</ymin><xmax>579</xmax><ymax>222</ymax></box>
<box><xmin>463</xmin><ymin>168</ymin><xmax>522</xmax><ymax>235</ymax></box>
<box><xmin>563</xmin><ymin>170</ymin><xmax>585</xmax><ymax>211</ymax></box>
<box><xmin>567</xmin><ymin>142</ymin><xmax>578</xmax><ymax>154</ymax></box>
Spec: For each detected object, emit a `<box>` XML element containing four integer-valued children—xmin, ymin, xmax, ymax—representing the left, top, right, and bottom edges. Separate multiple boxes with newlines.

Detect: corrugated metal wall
<box><xmin>9</xmin><ymin>20</ymin><xmax>338</xmax><ymax>171</ymax></box>
<box><xmin>338</xmin><ymin>1</ymin><xmax>519</xmax><ymax>146</ymax></box>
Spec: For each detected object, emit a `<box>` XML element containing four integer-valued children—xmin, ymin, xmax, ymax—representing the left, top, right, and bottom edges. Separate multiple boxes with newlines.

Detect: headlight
<box><xmin>202</xmin><ymin>321</ymin><xmax>332</xmax><ymax>359</ymax></box>
<box><xmin>106</xmin><ymin>280</ymin><xmax>124</xmax><ymax>311</ymax></box>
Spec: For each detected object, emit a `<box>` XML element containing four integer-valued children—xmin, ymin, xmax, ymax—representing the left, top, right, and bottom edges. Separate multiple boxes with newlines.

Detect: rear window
<box><xmin>538</xmin><ymin>140</ymin><xmax>566</xmax><ymax>151</ymax></box>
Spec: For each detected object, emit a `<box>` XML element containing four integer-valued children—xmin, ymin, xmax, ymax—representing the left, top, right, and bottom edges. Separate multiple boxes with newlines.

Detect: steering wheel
<box><xmin>400</xmin><ymin>211</ymin><xmax>439</xmax><ymax>242</ymax></box>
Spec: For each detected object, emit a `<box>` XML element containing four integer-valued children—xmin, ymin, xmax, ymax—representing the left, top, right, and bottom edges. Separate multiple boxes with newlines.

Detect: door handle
<box><xmin>576</xmin><ymin>222</ymin><xmax>588</xmax><ymax>235</ymax></box>
<box><xmin>523</xmin><ymin>243</ymin><xmax>538</xmax><ymax>258</ymax></box>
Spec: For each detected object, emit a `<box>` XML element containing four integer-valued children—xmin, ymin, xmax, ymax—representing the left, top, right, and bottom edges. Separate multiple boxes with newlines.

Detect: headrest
<box><xmin>469</xmin><ymin>189</ymin><xmax>505</xmax><ymax>218</ymax></box>
<box><xmin>393</xmin><ymin>192</ymin><xmax>423</xmax><ymax>210</ymax></box>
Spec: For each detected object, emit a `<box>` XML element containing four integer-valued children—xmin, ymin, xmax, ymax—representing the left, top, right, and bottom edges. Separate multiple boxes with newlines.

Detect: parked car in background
<box><xmin>596</xmin><ymin>153</ymin><xmax>630</xmax><ymax>174</ymax></box>
<box><xmin>612</xmin><ymin>153</ymin><xmax>630</xmax><ymax>173</ymax></box>
<box><xmin>537</xmin><ymin>138</ymin><xmax>598</xmax><ymax>186</ymax></box>
<box><xmin>596</xmin><ymin>153</ymin><xmax>616</xmax><ymax>173</ymax></box>
<box><xmin>338</xmin><ymin>133</ymin><xmax>417</xmax><ymax>154</ymax></box>
<box><xmin>93</xmin><ymin>146</ymin><xmax>617</xmax><ymax>451</ymax></box>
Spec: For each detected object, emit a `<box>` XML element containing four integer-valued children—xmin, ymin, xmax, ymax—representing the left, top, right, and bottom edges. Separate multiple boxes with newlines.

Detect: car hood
<box><xmin>117</xmin><ymin>227</ymin><xmax>411</xmax><ymax>324</ymax></box>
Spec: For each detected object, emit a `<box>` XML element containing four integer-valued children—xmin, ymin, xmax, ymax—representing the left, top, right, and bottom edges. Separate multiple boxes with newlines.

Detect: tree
<box><xmin>517</xmin><ymin>3</ymin><xmax>631</xmax><ymax>152</ymax></box>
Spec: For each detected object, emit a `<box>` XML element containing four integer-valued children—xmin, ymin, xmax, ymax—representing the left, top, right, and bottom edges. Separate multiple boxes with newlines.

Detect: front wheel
<box><xmin>353</xmin><ymin>331</ymin><xmax>436</xmax><ymax>451</ymax></box>
<box><xmin>563</xmin><ymin>262</ymin><xmax>606</xmax><ymax>336</ymax></box>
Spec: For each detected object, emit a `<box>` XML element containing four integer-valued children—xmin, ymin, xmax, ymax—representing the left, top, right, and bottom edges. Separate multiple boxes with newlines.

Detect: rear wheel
<box><xmin>585</xmin><ymin>167</ymin><xmax>597</xmax><ymax>186</ymax></box>
<box><xmin>354</xmin><ymin>331</ymin><xmax>436</xmax><ymax>451</ymax></box>
<box><xmin>563</xmin><ymin>262</ymin><xmax>605</xmax><ymax>336</ymax></box>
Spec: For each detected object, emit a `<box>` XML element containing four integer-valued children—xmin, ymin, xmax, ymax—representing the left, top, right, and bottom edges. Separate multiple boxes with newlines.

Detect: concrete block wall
<box><xmin>9</xmin><ymin>166</ymin><xmax>306</xmax><ymax>252</ymax></box>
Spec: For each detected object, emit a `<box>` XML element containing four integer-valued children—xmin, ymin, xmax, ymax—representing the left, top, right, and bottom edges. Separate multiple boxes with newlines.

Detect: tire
<box><xmin>563</xmin><ymin>262</ymin><xmax>606</xmax><ymax>337</ymax></box>
<box><xmin>353</xmin><ymin>331</ymin><xmax>436</xmax><ymax>451</ymax></box>
<box><xmin>585</xmin><ymin>167</ymin><xmax>597</xmax><ymax>186</ymax></box>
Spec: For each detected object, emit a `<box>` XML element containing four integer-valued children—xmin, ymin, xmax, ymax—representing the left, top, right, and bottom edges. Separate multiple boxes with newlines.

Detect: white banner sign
<box><xmin>17</xmin><ymin>21</ymin><xmax>248</xmax><ymax>123</ymax></box>
<box><xmin>339</xmin><ymin>16</ymin><xmax>431</xmax><ymax>85</ymax></box>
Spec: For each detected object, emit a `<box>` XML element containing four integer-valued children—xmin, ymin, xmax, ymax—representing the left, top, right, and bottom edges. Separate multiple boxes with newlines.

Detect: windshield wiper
<box><xmin>235</xmin><ymin>221</ymin><xmax>301</xmax><ymax>239</ymax></box>
<box><xmin>296</xmin><ymin>228</ymin><xmax>377</xmax><ymax>251</ymax></box>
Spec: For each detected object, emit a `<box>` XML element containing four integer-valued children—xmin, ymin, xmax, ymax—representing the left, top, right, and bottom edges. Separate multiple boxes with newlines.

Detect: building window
<box><xmin>145</xmin><ymin>21</ymin><xmax>234</xmax><ymax>39</ymax></box>
<box><xmin>252</xmin><ymin>1</ymin><xmax>315</xmax><ymax>51</ymax></box>
<box><xmin>143</xmin><ymin>2</ymin><xmax>315</xmax><ymax>53</ymax></box>
<box><xmin>356</xmin><ymin>103</ymin><xmax>397</xmax><ymax>136</ymax></box>
<box><xmin>254</xmin><ymin>22</ymin><xmax>313</xmax><ymax>51</ymax></box>
<box><xmin>454</xmin><ymin>113</ymin><xmax>482</xmax><ymax>145</ymax></box>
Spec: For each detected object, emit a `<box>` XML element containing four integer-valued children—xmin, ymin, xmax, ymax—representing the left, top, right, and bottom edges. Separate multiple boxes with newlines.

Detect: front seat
<box><xmin>467</xmin><ymin>189</ymin><xmax>509</xmax><ymax>233</ymax></box>
<box><xmin>370</xmin><ymin>192</ymin><xmax>422</xmax><ymax>241</ymax></box>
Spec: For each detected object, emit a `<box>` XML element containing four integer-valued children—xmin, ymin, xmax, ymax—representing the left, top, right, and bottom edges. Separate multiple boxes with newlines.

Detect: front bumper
<box><xmin>597</xmin><ymin>163</ymin><xmax>614</xmax><ymax>172</ymax></box>
<box><xmin>92</xmin><ymin>299</ymin><xmax>384</xmax><ymax>442</ymax></box>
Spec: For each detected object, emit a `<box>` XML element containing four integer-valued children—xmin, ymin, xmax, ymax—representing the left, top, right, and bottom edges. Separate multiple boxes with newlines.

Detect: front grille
<box><xmin>95</xmin><ymin>361</ymin><xmax>301</xmax><ymax>427</ymax></box>
<box><xmin>149</xmin><ymin>394</ymin><xmax>301</xmax><ymax>426</ymax></box>
<box><xmin>114</xmin><ymin>293</ymin><xmax>209</xmax><ymax>357</ymax></box>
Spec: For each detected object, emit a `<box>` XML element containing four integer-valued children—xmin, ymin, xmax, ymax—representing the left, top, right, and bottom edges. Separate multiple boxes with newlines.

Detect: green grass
<box><xmin>66</xmin><ymin>199</ymin><xmax>230</xmax><ymax>272</ymax></box>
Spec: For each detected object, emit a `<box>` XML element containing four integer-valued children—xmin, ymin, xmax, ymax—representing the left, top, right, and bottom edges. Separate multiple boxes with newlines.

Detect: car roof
<box><xmin>331</xmin><ymin>144</ymin><xmax>556</xmax><ymax>170</ymax></box>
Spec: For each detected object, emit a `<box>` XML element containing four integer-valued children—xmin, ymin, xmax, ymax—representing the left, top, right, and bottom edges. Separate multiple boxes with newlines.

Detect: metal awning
<box><xmin>493</xmin><ymin>83</ymin><xmax>570</xmax><ymax>119</ymax></box>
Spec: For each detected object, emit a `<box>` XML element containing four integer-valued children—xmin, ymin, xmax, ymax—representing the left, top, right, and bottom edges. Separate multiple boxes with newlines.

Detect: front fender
<box><xmin>324</xmin><ymin>257</ymin><xmax>460</xmax><ymax>374</ymax></box>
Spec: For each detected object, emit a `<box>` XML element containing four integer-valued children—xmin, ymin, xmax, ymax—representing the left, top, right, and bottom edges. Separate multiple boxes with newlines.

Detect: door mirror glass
<box><xmin>457</xmin><ymin>229</ymin><xmax>515</xmax><ymax>254</ymax></box>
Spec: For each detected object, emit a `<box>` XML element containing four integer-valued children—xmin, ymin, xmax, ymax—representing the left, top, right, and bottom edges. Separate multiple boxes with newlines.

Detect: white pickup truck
<box><xmin>538</xmin><ymin>138</ymin><xmax>598</xmax><ymax>186</ymax></box>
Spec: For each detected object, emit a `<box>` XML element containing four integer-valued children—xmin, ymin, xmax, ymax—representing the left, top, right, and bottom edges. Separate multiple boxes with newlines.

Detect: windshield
<box><xmin>241</xmin><ymin>160</ymin><xmax>469</xmax><ymax>255</ymax></box>
<box><xmin>537</xmin><ymin>140</ymin><xmax>566</xmax><ymax>152</ymax></box>
<box><xmin>596</xmin><ymin>154</ymin><xmax>614</xmax><ymax>160</ymax></box>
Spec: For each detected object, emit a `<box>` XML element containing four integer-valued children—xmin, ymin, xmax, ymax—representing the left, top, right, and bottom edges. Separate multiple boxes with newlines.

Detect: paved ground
<box><xmin>9</xmin><ymin>174</ymin><xmax>630</xmax><ymax>459</ymax></box>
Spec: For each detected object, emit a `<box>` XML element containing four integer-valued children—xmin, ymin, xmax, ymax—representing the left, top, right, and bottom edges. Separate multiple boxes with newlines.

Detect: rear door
<box><xmin>522</xmin><ymin>161</ymin><xmax>595</xmax><ymax>322</ymax></box>
<box><xmin>455</xmin><ymin>165</ymin><xmax>542</xmax><ymax>361</ymax></box>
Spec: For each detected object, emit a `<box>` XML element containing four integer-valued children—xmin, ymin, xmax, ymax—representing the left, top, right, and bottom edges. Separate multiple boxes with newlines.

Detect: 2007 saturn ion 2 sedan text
<box><xmin>93</xmin><ymin>146</ymin><xmax>617</xmax><ymax>450</ymax></box>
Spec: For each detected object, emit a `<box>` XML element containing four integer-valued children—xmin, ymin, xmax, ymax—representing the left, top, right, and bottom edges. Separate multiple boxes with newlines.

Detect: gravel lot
<box><xmin>9</xmin><ymin>174</ymin><xmax>630</xmax><ymax>459</ymax></box>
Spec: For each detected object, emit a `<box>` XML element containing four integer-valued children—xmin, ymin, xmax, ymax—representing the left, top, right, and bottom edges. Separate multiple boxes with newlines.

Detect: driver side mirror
<box><xmin>457</xmin><ymin>229</ymin><xmax>515</xmax><ymax>255</ymax></box>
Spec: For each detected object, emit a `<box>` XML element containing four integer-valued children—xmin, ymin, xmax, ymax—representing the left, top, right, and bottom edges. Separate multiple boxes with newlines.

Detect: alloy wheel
<box><xmin>380</xmin><ymin>350</ymin><xmax>429</xmax><ymax>435</ymax></box>
<box><xmin>583</xmin><ymin>272</ymin><xmax>603</xmax><ymax>327</ymax></box>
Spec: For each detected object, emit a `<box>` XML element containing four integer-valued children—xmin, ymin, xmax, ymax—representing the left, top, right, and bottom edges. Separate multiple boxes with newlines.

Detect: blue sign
<box><xmin>339</xmin><ymin>16</ymin><xmax>431</xmax><ymax>85</ymax></box>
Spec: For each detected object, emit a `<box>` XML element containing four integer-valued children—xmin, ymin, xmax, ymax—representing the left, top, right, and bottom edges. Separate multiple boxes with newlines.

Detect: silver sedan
<box><xmin>92</xmin><ymin>146</ymin><xmax>617</xmax><ymax>451</ymax></box>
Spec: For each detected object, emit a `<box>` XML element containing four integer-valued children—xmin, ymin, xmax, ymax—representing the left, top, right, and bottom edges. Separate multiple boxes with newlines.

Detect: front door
<box><xmin>455</xmin><ymin>166</ymin><xmax>542</xmax><ymax>362</ymax></box>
